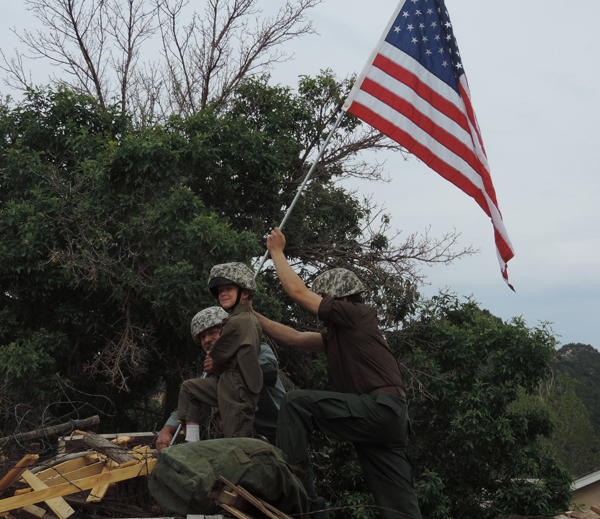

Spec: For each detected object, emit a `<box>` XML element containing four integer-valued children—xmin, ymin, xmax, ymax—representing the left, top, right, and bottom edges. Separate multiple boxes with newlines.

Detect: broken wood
<box><xmin>33</xmin><ymin>455</ymin><xmax>98</xmax><ymax>481</ymax></box>
<box><xmin>85</xmin><ymin>461</ymin><xmax>116</xmax><ymax>503</ymax></box>
<box><xmin>0</xmin><ymin>417</ymin><xmax>99</xmax><ymax>450</ymax></box>
<box><xmin>82</xmin><ymin>433</ymin><xmax>136</xmax><ymax>465</ymax></box>
<box><xmin>30</xmin><ymin>453</ymin><xmax>96</xmax><ymax>475</ymax></box>
<box><xmin>0</xmin><ymin>459</ymin><xmax>156</xmax><ymax>514</ymax></box>
<box><xmin>59</xmin><ymin>432</ymin><xmax>156</xmax><ymax>453</ymax></box>
<box><xmin>211</xmin><ymin>476</ymin><xmax>298</xmax><ymax>519</ymax></box>
<box><xmin>0</xmin><ymin>456</ymin><xmax>39</xmax><ymax>494</ymax></box>
<box><xmin>18</xmin><ymin>504</ymin><xmax>46</xmax><ymax>519</ymax></box>
<box><xmin>20</xmin><ymin>471</ymin><xmax>74</xmax><ymax>519</ymax></box>
<box><xmin>38</xmin><ymin>462</ymin><xmax>105</xmax><ymax>488</ymax></box>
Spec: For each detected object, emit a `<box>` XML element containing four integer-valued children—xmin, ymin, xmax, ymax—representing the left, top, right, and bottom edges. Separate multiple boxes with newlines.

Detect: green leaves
<box><xmin>393</xmin><ymin>294</ymin><xmax>572</xmax><ymax>518</ymax></box>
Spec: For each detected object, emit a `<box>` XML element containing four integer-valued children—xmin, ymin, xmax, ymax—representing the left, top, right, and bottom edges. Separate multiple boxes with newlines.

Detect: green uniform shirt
<box><xmin>210</xmin><ymin>302</ymin><xmax>263</xmax><ymax>394</ymax></box>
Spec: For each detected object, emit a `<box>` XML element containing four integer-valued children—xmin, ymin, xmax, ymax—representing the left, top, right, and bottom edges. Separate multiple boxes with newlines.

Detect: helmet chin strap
<box><xmin>231</xmin><ymin>285</ymin><xmax>243</xmax><ymax>309</ymax></box>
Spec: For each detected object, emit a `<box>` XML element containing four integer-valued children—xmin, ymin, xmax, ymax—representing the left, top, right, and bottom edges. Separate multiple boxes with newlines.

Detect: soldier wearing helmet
<box><xmin>177</xmin><ymin>263</ymin><xmax>264</xmax><ymax>440</ymax></box>
<box><xmin>156</xmin><ymin>306</ymin><xmax>285</xmax><ymax>449</ymax></box>
<box><xmin>251</xmin><ymin>228</ymin><xmax>422</xmax><ymax>519</ymax></box>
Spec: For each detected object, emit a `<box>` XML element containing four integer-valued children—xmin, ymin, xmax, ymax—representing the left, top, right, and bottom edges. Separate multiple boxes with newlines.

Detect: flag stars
<box><xmin>427</xmin><ymin>9</ymin><xmax>434</xmax><ymax>15</ymax></box>
<box><xmin>425</xmin><ymin>49</ymin><xmax>432</xmax><ymax>56</ymax></box>
<box><xmin>402</xmin><ymin>11</ymin><xmax>410</xmax><ymax>18</ymax></box>
<box><xmin>442</xmin><ymin>61</ymin><xmax>448</xmax><ymax>67</ymax></box>
<box><xmin>411</xmin><ymin>37</ymin><xmax>419</xmax><ymax>44</ymax></box>
<box><xmin>422</xmin><ymin>35</ymin><xmax>428</xmax><ymax>42</ymax></box>
<box><xmin>419</xmin><ymin>23</ymin><xmax>425</xmax><ymax>29</ymax></box>
<box><xmin>438</xmin><ymin>47</ymin><xmax>445</xmax><ymax>54</ymax></box>
<box><xmin>407</xmin><ymin>24</ymin><xmax>414</xmax><ymax>31</ymax></box>
<box><xmin>394</xmin><ymin>26</ymin><xmax>401</xmax><ymax>33</ymax></box>
<box><xmin>434</xmin><ymin>34</ymin><xmax>441</xmax><ymax>41</ymax></box>
<box><xmin>430</xmin><ymin>21</ymin><xmax>437</xmax><ymax>28</ymax></box>
<box><xmin>455</xmin><ymin>62</ymin><xmax>463</xmax><ymax>69</ymax></box>
<box><xmin>415</xmin><ymin>9</ymin><xmax>422</xmax><ymax>15</ymax></box>
<box><xmin>445</xmin><ymin>21</ymin><xmax>452</xmax><ymax>28</ymax></box>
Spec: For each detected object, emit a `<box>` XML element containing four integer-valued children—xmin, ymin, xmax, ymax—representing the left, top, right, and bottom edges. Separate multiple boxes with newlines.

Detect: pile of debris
<box><xmin>0</xmin><ymin>418</ymin><xmax>303</xmax><ymax>519</ymax></box>
<box><xmin>0</xmin><ymin>424</ymin><xmax>156</xmax><ymax>519</ymax></box>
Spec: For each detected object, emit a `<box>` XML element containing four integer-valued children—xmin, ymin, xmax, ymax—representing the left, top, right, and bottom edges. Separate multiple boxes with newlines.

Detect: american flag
<box><xmin>343</xmin><ymin>0</ymin><xmax>515</xmax><ymax>289</ymax></box>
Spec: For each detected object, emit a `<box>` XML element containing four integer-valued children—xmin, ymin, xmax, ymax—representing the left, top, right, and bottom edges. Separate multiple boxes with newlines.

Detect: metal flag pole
<box><xmin>253</xmin><ymin>110</ymin><xmax>346</xmax><ymax>279</ymax></box>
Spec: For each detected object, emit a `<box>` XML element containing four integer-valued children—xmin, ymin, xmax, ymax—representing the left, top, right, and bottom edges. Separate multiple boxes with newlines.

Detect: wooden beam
<box><xmin>40</xmin><ymin>462</ymin><xmax>105</xmax><ymax>488</ymax></box>
<box><xmin>85</xmin><ymin>461</ymin><xmax>117</xmax><ymax>503</ymax></box>
<box><xmin>21</xmin><ymin>471</ymin><xmax>74</xmax><ymax>519</ymax></box>
<box><xmin>0</xmin><ymin>417</ymin><xmax>99</xmax><ymax>450</ymax></box>
<box><xmin>0</xmin><ymin>459</ymin><xmax>156</xmax><ymax>514</ymax></box>
<box><xmin>35</xmin><ymin>456</ymin><xmax>98</xmax><ymax>483</ymax></box>
<box><xmin>18</xmin><ymin>504</ymin><xmax>46</xmax><ymax>519</ymax></box>
<box><xmin>60</xmin><ymin>432</ymin><xmax>156</xmax><ymax>453</ymax></box>
<box><xmin>0</xmin><ymin>456</ymin><xmax>39</xmax><ymax>493</ymax></box>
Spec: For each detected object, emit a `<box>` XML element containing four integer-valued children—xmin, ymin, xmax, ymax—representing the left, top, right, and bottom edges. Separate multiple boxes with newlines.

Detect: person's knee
<box><xmin>283</xmin><ymin>389</ymin><xmax>311</xmax><ymax>407</ymax></box>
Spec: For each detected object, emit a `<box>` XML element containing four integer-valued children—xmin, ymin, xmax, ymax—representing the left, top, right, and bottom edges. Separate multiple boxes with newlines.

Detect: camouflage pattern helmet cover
<box><xmin>311</xmin><ymin>268</ymin><xmax>366</xmax><ymax>299</ymax></box>
<box><xmin>190</xmin><ymin>306</ymin><xmax>228</xmax><ymax>345</ymax></box>
<box><xmin>208</xmin><ymin>262</ymin><xmax>257</xmax><ymax>297</ymax></box>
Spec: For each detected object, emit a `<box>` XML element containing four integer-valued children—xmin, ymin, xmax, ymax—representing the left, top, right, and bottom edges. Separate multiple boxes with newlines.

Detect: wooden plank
<box><xmin>41</xmin><ymin>462</ymin><xmax>105</xmax><ymax>487</ymax></box>
<box><xmin>59</xmin><ymin>432</ymin><xmax>156</xmax><ymax>453</ymax></box>
<box><xmin>31</xmin><ymin>453</ymin><xmax>97</xmax><ymax>475</ymax></box>
<box><xmin>18</xmin><ymin>504</ymin><xmax>46</xmax><ymax>519</ymax></box>
<box><xmin>21</xmin><ymin>471</ymin><xmax>74</xmax><ymax>519</ymax></box>
<box><xmin>0</xmin><ymin>459</ymin><xmax>156</xmax><ymax>514</ymax></box>
<box><xmin>35</xmin><ymin>456</ymin><xmax>98</xmax><ymax>483</ymax></box>
<box><xmin>218</xmin><ymin>477</ymin><xmax>293</xmax><ymax>519</ymax></box>
<box><xmin>0</xmin><ymin>417</ymin><xmax>99</xmax><ymax>450</ymax></box>
<box><xmin>0</xmin><ymin>456</ymin><xmax>39</xmax><ymax>493</ymax></box>
<box><xmin>85</xmin><ymin>461</ymin><xmax>116</xmax><ymax>503</ymax></box>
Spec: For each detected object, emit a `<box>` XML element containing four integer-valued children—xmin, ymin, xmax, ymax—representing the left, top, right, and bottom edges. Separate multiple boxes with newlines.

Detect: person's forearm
<box><xmin>253</xmin><ymin>310</ymin><xmax>325</xmax><ymax>353</ymax></box>
<box><xmin>270</xmin><ymin>250</ymin><xmax>308</xmax><ymax>300</ymax></box>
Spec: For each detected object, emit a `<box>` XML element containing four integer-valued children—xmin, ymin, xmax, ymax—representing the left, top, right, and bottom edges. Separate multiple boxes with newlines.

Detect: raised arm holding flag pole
<box><xmin>256</xmin><ymin>0</ymin><xmax>514</xmax><ymax>291</ymax></box>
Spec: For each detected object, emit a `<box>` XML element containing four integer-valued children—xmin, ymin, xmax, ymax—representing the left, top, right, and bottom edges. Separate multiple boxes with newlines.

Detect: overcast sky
<box><xmin>1</xmin><ymin>0</ymin><xmax>598</xmax><ymax>350</ymax></box>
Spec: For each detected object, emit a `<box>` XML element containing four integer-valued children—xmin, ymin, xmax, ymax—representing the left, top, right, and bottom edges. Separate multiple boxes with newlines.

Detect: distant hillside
<box><xmin>553</xmin><ymin>343</ymin><xmax>600</xmax><ymax>436</ymax></box>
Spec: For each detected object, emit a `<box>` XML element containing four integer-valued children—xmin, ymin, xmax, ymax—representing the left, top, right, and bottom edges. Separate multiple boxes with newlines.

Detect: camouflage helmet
<box><xmin>311</xmin><ymin>268</ymin><xmax>366</xmax><ymax>299</ymax></box>
<box><xmin>208</xmin><ymin>262</ymin><xmax>257</xmax><ymax>297</ymax></box>
<box><xmin>190</xmin><ymin>306</ymin><xmax>228</xmax><ymax>345</ymax></box>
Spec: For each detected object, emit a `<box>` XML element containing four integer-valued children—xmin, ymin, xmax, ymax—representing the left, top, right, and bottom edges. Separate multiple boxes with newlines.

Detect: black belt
<box><xmin>371</xmin><ymin>386</ymin><xmax>406</xmax><ymax>398</ymax></box>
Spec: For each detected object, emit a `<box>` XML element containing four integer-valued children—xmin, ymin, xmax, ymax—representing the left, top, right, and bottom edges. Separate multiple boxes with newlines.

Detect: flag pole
<box><xmin>254</xmin><ymin>110</ymin><xmax>346</xmax><ymax>279</ymax></box>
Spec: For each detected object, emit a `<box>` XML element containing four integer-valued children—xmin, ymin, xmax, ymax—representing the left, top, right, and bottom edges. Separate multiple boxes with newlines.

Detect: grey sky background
<box><xmin>1</xmin><ymin>1</ymin><xmax>598</xmax><ymax>349</ymax></box>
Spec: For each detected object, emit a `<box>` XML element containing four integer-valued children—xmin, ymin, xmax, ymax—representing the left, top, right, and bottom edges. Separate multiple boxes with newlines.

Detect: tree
<box><xmin>387</xmin><ymin>294</ymin><xmax>573</xmax><ymax>518</ymax></box>
<box><xmin>1</xmin><ymin>0</ymin><xmax>320</xmax><ymax>119</ymax></box>
<box><xmin>513</xmin><ymin>371</ymin><xmax>600</xmax><ymax>478</ymax></box>
<box><xmin>0</xmin><ymin>77</ymin><xmax>470</xmax><ymax>440</ymax></box>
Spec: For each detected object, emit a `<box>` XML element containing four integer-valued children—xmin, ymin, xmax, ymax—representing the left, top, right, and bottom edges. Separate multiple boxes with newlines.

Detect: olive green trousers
<box><xmin>178</xmin><ymin>370</ymin><xmax>258</xmax><ymax>438</ymax></box>
<box><xmin>276</xmin><ymin>389</ymin><xmax>422</xmax><ymax>519</ymax></box>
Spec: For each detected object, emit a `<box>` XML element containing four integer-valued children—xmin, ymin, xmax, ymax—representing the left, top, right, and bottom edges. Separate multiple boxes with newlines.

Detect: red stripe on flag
<box><xmin>360</xmin><ymin>77</ymin><xmax>485</xmax><ymax>179</ymax></box>
<box><xmin>458</xmin><ymin>80</ymin><xmax>486</xmax><ymax>155</ymax></box>
<box><xmin>458</xmin><ymin>82</ymin><xmax>500</xmax><ymax>209</ymax></box>
<box><xmin>347</xmin><ymin>101</ymin><xmax>492</xmax><ymax>218</ymax></box>
<box><xmin>372</xmin><ymin>54</ymin><xmax>471</xmax><ymax>134</ymax></box>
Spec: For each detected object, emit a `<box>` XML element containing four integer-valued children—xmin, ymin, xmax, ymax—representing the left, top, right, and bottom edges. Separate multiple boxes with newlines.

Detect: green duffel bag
<box><xmin>147</xmin><ymin>437</ymin><xmax>309</xmax><ymax>516</ymax></box>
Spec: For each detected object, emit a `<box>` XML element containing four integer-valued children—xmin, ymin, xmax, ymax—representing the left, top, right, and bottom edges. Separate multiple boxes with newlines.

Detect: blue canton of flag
<box><xmin>343</xmin><ymin>0</ymin><xmax>515</xmax><ymax>289</ymax></box>
<box><xmin>385</xmin><ymin>0</ymin><xmax>462</xmax><ymax>92</ymax></box>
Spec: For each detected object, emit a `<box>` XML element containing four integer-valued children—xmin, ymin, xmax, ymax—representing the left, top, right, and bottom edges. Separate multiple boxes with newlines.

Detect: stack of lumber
<box><xmin>0</xmin><ymin>431</ymin><xmax>155</xmax><ymax>519</ymax></box>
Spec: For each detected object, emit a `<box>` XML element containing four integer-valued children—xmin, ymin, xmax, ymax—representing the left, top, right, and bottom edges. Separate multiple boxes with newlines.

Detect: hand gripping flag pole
<box><xmin>342</xmin><ymin>0</ymin><xmax>515</xmax><ymax>289</ymax></box>
<box><xmin>253</xmin><ymin>110</ymin><xmax>346</xmax><ymax>280</ymax></box>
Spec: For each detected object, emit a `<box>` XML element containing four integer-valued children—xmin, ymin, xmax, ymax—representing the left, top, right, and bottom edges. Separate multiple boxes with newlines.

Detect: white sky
<box><xmin>1</xmin><ymin>0</ymin><xmax>598</xmax><ymax>350</ymax></box>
